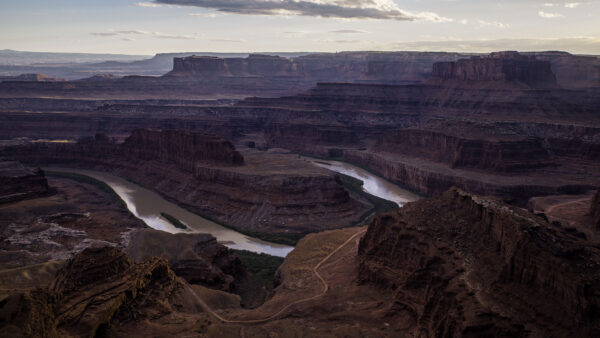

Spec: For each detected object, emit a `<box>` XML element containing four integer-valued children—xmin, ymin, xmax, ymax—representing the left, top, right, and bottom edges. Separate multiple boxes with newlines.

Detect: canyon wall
<box><xmin>1</xmin><ymin>130</ymin><xmax>367</xmax><ymax>234</ymax></box>
<box><xmin>430</xmin><ymin>51</ymin><xmax>557</xmax><ymax>88</ymax></box>
<box><xmin>122</xmin><ymin>129</ymin><xmax>244</xmax><ymax>167</ymax></box>
<box><xmin>358</xmin><ymin>188</ymin><xmax>600</xmax><ymax>336</ymax></box>
<box><xmin>375</xmin><ymin>128</ymin><xmax>554</xmax><ymax>172</ymax></box>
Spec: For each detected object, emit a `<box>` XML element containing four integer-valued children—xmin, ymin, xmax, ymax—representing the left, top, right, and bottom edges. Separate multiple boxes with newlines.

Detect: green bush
<box><xmin>232</xmin><ymin>249</ymin><xmax>284</xmax><ymax>308</ymax></box>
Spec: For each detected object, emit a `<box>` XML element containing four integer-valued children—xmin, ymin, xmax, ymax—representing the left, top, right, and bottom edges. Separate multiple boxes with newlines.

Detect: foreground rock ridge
<box><xmin>359</xmin><ymin>188</ymin><xmax>600</xmax><ymax>337</ymax></box>
<box><xmin>0</xmin><ymin>247</ymin><xmax>203</xmax><ymax>337</ymax></box>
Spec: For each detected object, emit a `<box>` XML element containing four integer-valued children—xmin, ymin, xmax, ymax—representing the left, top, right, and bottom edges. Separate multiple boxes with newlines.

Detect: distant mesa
<box><xmin>77</xmin><ymin>73</ymin><xmax>120</xmax><ymax>82</ymax></box>
<box><xmin>429</xmin><ymin>51</ymin><xmax>558</xmax><ymax>88</ymax></box>
<box><xmin>166</xmin><ymin>54</ymin><xmax>298</xmax><ymax>78</ymax></box>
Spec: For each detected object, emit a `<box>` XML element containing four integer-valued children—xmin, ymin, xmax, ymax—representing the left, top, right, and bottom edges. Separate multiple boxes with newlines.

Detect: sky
<box><xmin>0</xmin><ymin>0</ymin><xmax>599</xmax><ymax>55</ymax></box>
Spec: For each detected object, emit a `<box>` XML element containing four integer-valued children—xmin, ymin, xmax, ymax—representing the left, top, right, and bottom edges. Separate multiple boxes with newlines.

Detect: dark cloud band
<box><xmin>153</xmin><ymin>0</ymin><xmax>415</xmax><ymax>20</ymax></box>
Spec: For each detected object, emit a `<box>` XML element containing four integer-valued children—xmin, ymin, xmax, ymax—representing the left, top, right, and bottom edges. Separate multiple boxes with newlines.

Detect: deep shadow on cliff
<box><xmin>359</xmin><ymin>188</ymin><xmax>600</xmax><ymax>337</ymax></box>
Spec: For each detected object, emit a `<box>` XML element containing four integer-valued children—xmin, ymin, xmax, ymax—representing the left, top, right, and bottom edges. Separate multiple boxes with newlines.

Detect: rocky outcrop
<box><xmin>122</xmin><ymin>129</ymin><xmax>244</xmax><ymax>167</ymax></box>
<box><xmin>0</xmin><ymin>161</ymin><xmax>48</xmax><ymax>204</ymax></box>
<box><xmin>430</xmin><ymin>51</ymin><xmax>557</xmax><ymax>88</ymax></box>
<box><xmin>0</xmin><ymin>247</ymin><xmax>202</xmax><ymax>337</ymax></box>
<box><xmin>376</xmin><ymin>128</ymin><xmax>554</xmax><ymax>172</ymax></box>
<box><xmin>125</xmin><ymin>229</ymin><xmax>244</xmax><ymax>291</ymax></box>
<box><xmin>592</xmin><ymin>190</ymin><xmax>600</xmax><ymax>228</ymax></box>
<box><xmin>359</xmin><ymin>188</ymin><xmax>600</xmax><ymax>337</ymax></box>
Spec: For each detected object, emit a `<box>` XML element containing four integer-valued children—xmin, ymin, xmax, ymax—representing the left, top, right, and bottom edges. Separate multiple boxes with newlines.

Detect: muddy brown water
<box><xmin>48</xmin><ymin>160</ymin><xmax>419</xmax><ymax>257</ymax></box>
<box><xmin>308</xmin><ymin>159</ymin><xmax>421</xmax><ymax>206</ymax></box>
<box><xmin>47</xmin><ymin>168</ymin><xmax>294</xmax><ymax>257</ymax></box>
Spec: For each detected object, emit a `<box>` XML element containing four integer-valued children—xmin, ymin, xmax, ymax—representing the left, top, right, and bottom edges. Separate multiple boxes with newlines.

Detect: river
<box><xmin>47</xmin><ymin>168</ymin><xmax>294</xmax><ymax>257</ymax></box>
<box><xmin>308</xmin><ymin>159</ymin><xmax>421</xmax><ymax>207</ymax></box>
<box><xmin>48</xmin><ymin>160</ymin><xmax>419</xmax><ymax>258</ymax></box>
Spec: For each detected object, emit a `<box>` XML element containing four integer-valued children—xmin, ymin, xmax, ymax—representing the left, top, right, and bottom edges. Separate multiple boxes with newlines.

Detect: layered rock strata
<box><xmin>125</xmin><ymin>229</ymin><xmax>244</xmax><ymax>291</ymax></box>
<box><xmin>430</xmin><ymin>51</ymin><xmax>557</xmax><ymax>88</ymax></box>
<box><xmin>359</xmin><ymin>188</ymin><xmax>600</xmax><ymax>337</ymax></box>
<box><xmin>0</xmin><ymin>161</ymin><xmax>48</xmax><ymax>204</ymax></box>
<box><xmin>1</xmin><ymin>130</ymin><xmax>367</xmax><ymax>234</ymax></box>
<box><xmin>0</xmin><ymin>247</ymin><xmax>203</xmax><ymax>337</ymax></box>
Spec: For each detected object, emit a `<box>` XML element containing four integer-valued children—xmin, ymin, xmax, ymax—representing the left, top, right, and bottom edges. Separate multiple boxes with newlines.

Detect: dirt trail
<box><xmin>187</xmin><ymin>229</ymin><xmax>366</xmax><ymax>325</ymax></box>
<box><xmin>545</xmin><ymin>197</ymin><xmax>591</xmax><ymax>214</ymax></box>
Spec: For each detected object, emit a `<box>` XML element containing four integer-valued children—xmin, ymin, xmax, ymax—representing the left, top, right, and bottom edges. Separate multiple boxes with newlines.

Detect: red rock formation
<box><xmin>0</xmin><ymin>161</ymin><xmax>48</xmax><ymax>204</ymax></box>
<box><xmin>430</xmin><ymin>51</ymin><xmax>558</xmax><ymax>88</ymax></box>
<box><xmin>359</xmin><ymin>188</ymin><xmax>600</xmax><ymax>337</ymax></box>
<box><xmin>0</xmin><ymin>247</ymin><xmax>203</xmax><ymax>337</ymax></box>
<box><xmin>167</xmin><ymin>54</ymin><xmax>298</xmax><ymax>78</ymax></box>
<box><xmin>122</xmin><ymin>129</ymin><xmax>244</xmax><ymax>168</ymax></box>
<box><xmin>376</xmin><ymin>128</ymin><xmax>554</xmax><ymax>172</ymax></box>
<box><xmin>125</xmin><ymin>229</ymin><xmax>244</xmax><ymax>291</ymax></box>
<box><xmin>2</xmin><ymin>131</ymin><xmax>367</xmax><ymax>234</ymax></box>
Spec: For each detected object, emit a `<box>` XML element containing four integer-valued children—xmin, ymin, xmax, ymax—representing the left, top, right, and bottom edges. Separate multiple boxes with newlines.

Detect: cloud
<box><xmin>387</xmin><ymin>37</ymin><xmax>600</xmax><ymax>54</ymax></box>
<box><xmin>564</xmin><ymin>2</ymin><xmax>581</xmax><ymax>8</ymax></box>
<box><xmin>334</xmin><ymin>39</ymin><xmax>361</xmax><ymax>43</ymax></box>
<box><xmin>152</xmin><ymin>0</ymin><xmax>452</xmax><ymax>22</ymax></box>
<box><xmin>539</xmin><ymin>10</ymin><xmax>564</xmax><ymax>18</ymax></box>
<box><xmin>188</xmin><ymin>12</ymin><xmax>220</xmax><ymax>17</ymax></box>
<box><xmin>91</xmin><ymin>30</ymin><xmax>202</xmax><ymax>40</ymax></box>
<box><xmin>210</xmin><ymin>38</ymin><xmax>245</xmax><ymax>42</ymax></box>
<box><xmin>330</xmin><ymin>29</ymin><xmax>367</xmax><ymax>34</ymax></box>
<box><xmin>134</xmin><ymin>2</ymin><xmax>163</xmax><ymax>7</ymax></box>
<box><xmin>477</xmin><ymin>20</ymin><xmax>509</xmax><ymax>28</ymax></box>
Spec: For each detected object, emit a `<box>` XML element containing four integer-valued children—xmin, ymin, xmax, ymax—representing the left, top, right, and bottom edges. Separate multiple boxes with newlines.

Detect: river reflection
<box><xmin>308</xmin><ymin>159</ymin><xmax>421</xmax><ymax>206</ymax></box>
<box><xmin>47</xmin><ymin>168</ymin><xmax>294</xmax><ymax>257</ymax></box>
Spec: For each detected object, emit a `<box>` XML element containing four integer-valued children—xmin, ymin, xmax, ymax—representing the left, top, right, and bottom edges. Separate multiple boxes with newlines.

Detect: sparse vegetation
<box><xmin>233</xmin><ymin>249</ymin><xmax>284</xmax><ymax>308</ymax></box>
<box><xmin>160</xmin><ymin>212</ymin><xmax>188</xmax><ymax>230</ymax></box>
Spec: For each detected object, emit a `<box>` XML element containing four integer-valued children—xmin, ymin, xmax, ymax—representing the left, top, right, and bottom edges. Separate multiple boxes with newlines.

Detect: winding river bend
<box><xmin>308</xmin><ymin>159</ymin><xmax>421</xmax><ymax>206</ymax></box>
<box><xmin>47</xmin><ymin>168</ymin><xmax>294</xmax><ymax>257</ymax></box>
<box><xmin>47</xmin><ymin>160</ymin><xmax>419</xmax><ymax>258</ymax></box>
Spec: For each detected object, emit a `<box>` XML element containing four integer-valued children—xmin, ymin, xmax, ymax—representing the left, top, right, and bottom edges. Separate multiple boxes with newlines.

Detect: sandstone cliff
<box><xmin>430</xmin><ymin>51</ymin><xmax>558</xmax><ymax>88</ymax></box>
<box><xmin>358</xmin><ymin>188</ymin><xmax>600</xmax><ymax>337</ymax></box>
<box><xmin>122</xmin><ymin>129</ymin><xmax>244</xmax><ymax>167</ymax></box>
<box><xmin>0</xmin><ymin>161</ymin><xmax>48</xmax><ymax>204</ymax></box>
<box><xmin>375</xmin><ymin>128</ymin><xmax>554</xmax><ymax>172</ymax></box>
